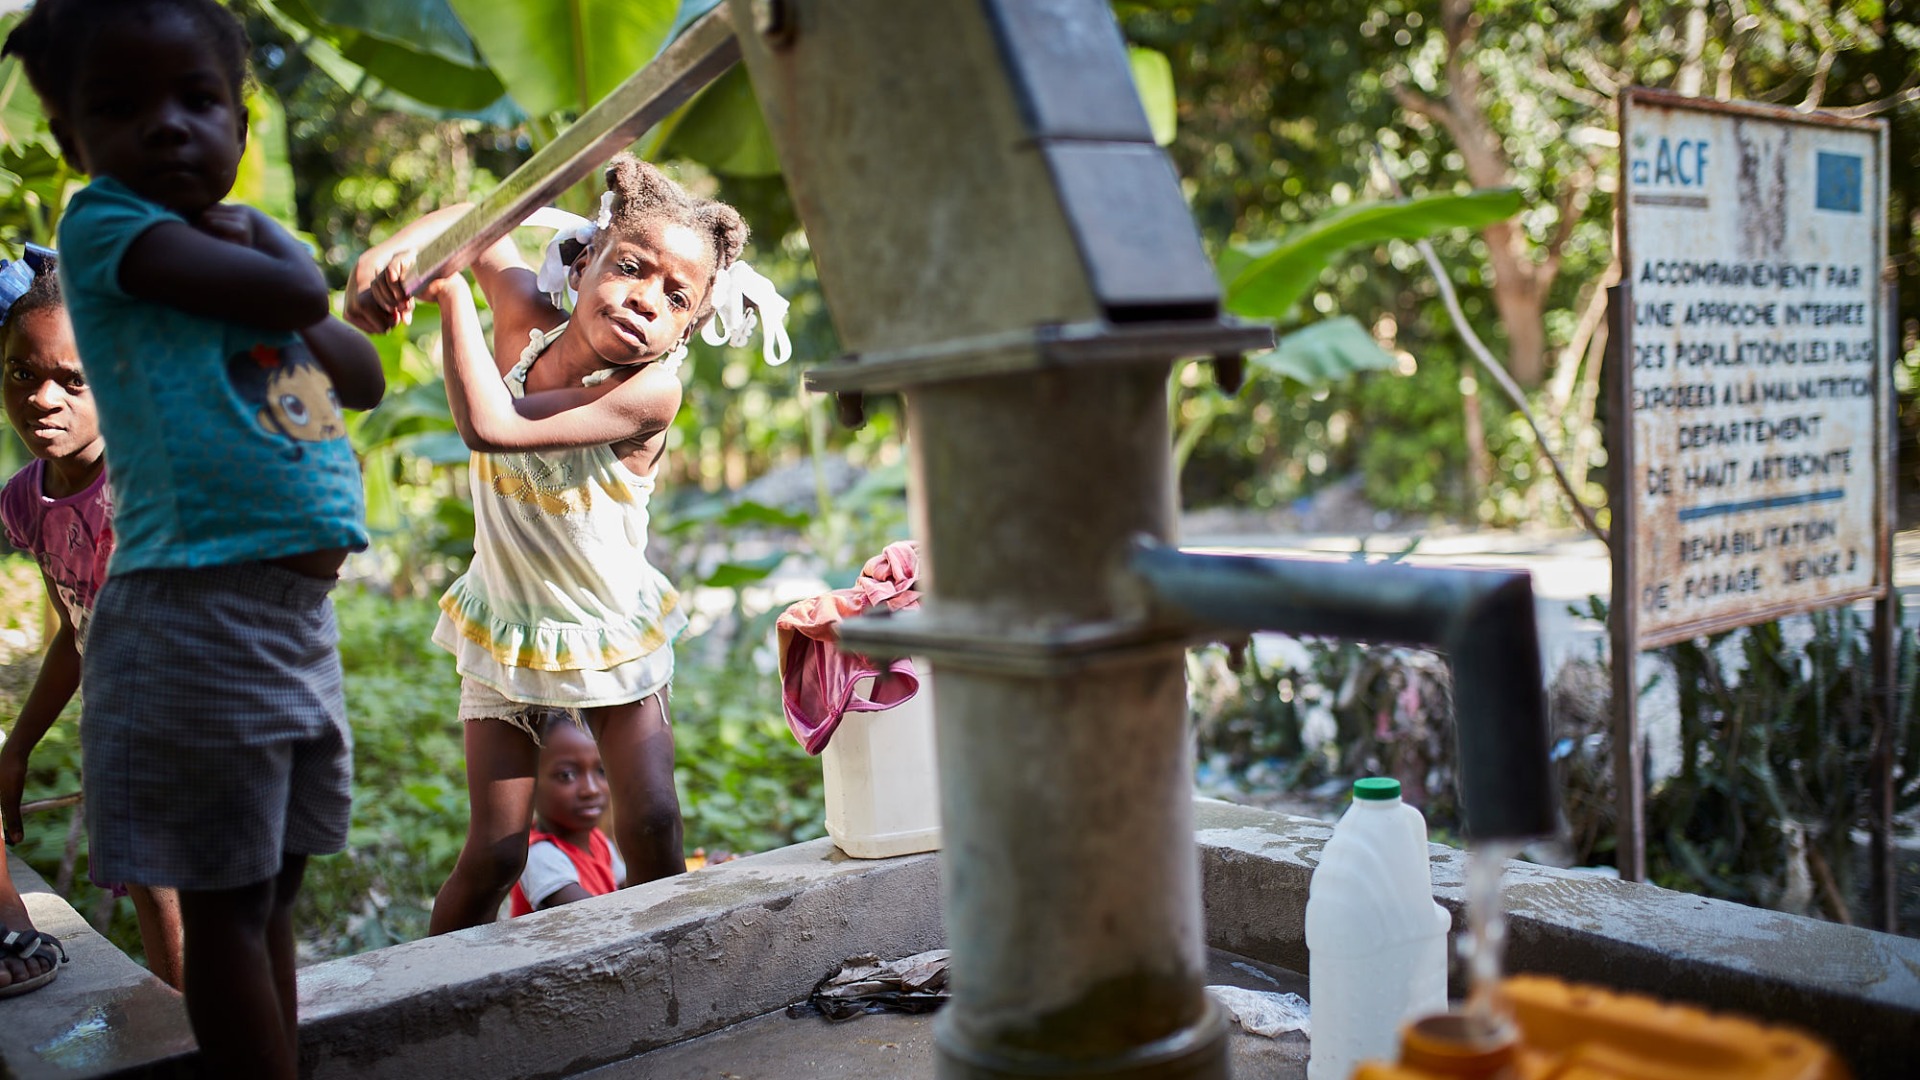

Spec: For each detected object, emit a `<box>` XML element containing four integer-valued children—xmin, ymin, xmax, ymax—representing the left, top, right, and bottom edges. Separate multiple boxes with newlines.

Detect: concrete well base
<box><xmin>5</xmin><ymin>802</ymin><xmax>1916</xmax><ymax>1079</ymax></box>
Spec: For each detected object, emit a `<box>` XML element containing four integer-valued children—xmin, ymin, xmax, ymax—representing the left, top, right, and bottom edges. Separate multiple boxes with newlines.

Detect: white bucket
<box><xmin>821</xmin><ymin>661</ymin><xmax>941</xmax><ymax>858</ymax></box>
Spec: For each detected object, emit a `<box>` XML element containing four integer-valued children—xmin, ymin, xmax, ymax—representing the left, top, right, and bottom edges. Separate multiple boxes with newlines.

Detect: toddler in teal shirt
<box><xmin>6</xmin><ymin>2</ymin><xmax>383</xmax><ymax>1076</ymax></box>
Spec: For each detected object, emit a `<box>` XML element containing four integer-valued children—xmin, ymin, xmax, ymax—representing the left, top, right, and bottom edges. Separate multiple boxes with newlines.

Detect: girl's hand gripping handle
<box><xmin>345</xmin><ymin>248</ymin><xmax>418</xmax><ymax>334</ymax></box>
<box><xmin>345</xmin><ymin>205</ymin><xmax>481</xmax><ymax>334</ymax></box>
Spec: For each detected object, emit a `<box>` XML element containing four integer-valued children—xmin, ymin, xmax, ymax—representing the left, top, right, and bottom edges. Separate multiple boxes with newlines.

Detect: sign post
<box><xmin>1613</xmin><ymin>89</ymin><xmax>1891</xmax><ymax>909</ymax></box>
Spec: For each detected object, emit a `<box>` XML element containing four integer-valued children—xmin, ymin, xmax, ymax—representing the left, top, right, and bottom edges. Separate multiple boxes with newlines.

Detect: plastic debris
<box><xmin>1207</xmin><ymin>985</ymin><xmax>1311</xmax><ymax>1038</ymax></box>
<box><xmin>787</xmin><ymin>950</ymin><xmax>951</xmax><ymax>1022</ymax></box>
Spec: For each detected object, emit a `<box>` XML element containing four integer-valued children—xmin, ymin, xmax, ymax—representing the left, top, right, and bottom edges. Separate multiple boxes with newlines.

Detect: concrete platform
<box><xmin>0</xmin><ymin>853</ymin><xmax>192</xmax><ymax>1080</ymax></box>
<box><xmin>288</xmin><ymin>802</ymin><xmax>1918</xmax><ymax>1080</ymax></box>
<box><xmin>583</xmin><ymin>950</ymin><xmax>1310</xmax><ymax>1079</ymax></box>
<box><xmin>6</xmin><ymin>803</ymin><xmax>1917</xmax><ymax>1079</ymax></box>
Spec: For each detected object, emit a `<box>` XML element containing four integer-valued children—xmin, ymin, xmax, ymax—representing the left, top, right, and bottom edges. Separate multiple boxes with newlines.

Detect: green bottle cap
<box><xmin>1353</xmin><ymin>777</ymin><xmax>1401</xmax><ymax>801</ymax></box>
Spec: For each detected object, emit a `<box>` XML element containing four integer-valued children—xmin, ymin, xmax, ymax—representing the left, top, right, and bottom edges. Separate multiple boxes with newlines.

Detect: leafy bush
<box><xmin>1645</xmin><ymin>598</ymin><xmax>1919</xmax><ymax>921</ymax></box>
<box><xmin>303</xmin><ymin>588</ymin><xmax>828</xmax><ymax>960</ymax></box>
<box><xmin>1190</xmin><ymin>634</ymin><xmax>1458</xmax><ymax>829</ymax></box>
<box><xmin>296</xmin><ymin>588</ymin><xmax>467</xmax><ymax>956</ymax></box>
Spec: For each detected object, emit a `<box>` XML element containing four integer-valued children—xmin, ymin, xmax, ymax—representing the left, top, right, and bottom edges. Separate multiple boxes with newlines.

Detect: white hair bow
<box><xmin>524</xmin><ymin>193</ymin><xmax>611</xmax><ymax>308</ymax></box>
<box><xmin>702</xmin><ymin>260</ymin><xmax>791</xmax><ymax>366</ymax></box>
<box><xmin>521</xmin><ymin>197</ymin><xmax>791</xmax><ymax>367</ymax></box>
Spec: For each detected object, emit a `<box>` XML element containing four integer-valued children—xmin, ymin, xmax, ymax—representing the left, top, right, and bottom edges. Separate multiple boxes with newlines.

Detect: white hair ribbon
<box><xmin>525</xmin><ymin>192</ymin><xmax>613</xmax><ymax>307</ymax></box>
<box><xmin>702</xmin><ymin>260</ymin><xmax>792</xmax><ymax>366</ymax></box>
<box><xmin>520</xmin><ymin>194</ymin><xmax>792</xmax><ymax>368</ymax></box>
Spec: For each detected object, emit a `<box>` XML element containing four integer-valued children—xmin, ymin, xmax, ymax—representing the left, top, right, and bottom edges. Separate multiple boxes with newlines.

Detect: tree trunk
<box><xmin>1483</xmin><ymin>226</ymin><xmax>1549</xmax><ymax>386</ymax></box>
<box><xmin>1395</xmin><ymin>0</ymin><xmax>1584</xmax><ymax>391</ymax></box>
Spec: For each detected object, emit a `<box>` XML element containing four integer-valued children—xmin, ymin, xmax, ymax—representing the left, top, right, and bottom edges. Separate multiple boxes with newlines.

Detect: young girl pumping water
<box><xmin>5</xmin><ymin>2</ymin><xmax>383</xmax><ymax>1074</ymax></box>
<box><xmin>348</xmin><ymin>156</ymin><xmax>781</xmax><ymax>933</ymax></box>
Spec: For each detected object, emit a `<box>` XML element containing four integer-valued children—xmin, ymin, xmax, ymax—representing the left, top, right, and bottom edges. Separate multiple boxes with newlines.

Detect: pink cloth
<box><xmin>776</xmin><ymin>541</ymin><xmax>922</xmax><ymax>755</ymax></box>
<box><xmin>1</xmin><ymin>460</ymin><xmax>113</xmax><ymax>643</ymax></box>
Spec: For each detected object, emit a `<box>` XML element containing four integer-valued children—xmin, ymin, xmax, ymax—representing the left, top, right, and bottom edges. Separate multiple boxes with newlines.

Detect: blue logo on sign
<box><xmin>1629</xmin><ymin>135</ymin><xmax>1710</xmax><ymax>187</ymax></box>
<box><xmin>1816</xmin><ymin>152</ymin><xmax>1862</xmax><ymax>213</ymax></box>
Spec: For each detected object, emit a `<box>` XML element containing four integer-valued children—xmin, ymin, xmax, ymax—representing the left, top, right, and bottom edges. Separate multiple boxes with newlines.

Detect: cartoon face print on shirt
<box><xmin>227</xmin><ymin>341</ymin><xmax>344</xmax><ymax>454</ymax></box>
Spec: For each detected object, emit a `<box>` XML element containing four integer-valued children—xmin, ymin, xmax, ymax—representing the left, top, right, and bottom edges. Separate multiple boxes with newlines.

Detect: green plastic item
<box><xmin>1352</xmin><ymin>777</ymin><xmax>1401</xmax><ymax>801</ymax></box>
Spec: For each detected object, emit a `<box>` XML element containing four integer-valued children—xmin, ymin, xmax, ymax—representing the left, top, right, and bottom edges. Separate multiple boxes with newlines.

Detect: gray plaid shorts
<box><xmin>82</xmin><ymin>562</ymin><xmax>352</xmax><ymax>891</ymax></box>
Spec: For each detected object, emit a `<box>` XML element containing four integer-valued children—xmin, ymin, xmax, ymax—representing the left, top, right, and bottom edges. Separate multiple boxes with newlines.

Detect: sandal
<box><xmin>0</xmin><ymin>926</ymin><xmax>67</xmax><ymax>998</ymax></box>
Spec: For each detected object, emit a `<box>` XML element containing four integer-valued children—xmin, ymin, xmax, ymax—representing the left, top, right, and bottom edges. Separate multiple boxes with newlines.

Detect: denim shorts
<box><xmin>81</xmin><ymin>562</ymin><xmax>352</xmax><ymax>891</ymax></box>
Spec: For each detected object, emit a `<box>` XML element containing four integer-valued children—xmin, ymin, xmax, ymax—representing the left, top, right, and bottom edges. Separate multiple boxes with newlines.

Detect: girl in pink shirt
<box><xmin>0</xmin><ymin>263</ymin><xmax>184</xmax><ymax>991</ymax></box>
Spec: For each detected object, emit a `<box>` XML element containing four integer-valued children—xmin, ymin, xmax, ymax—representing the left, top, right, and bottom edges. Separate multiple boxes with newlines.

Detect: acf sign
<box><xmin>1616</xmin><ymin>88</ymin><xmax>1890</xmax><ymax>648</ymax></box>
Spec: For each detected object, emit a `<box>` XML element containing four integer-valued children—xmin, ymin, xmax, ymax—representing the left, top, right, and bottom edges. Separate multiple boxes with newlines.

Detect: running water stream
<box><xmin>1463</xmin><ymin>842</ymin><xmax>1520</xmax><ymax>1029</ymax></box>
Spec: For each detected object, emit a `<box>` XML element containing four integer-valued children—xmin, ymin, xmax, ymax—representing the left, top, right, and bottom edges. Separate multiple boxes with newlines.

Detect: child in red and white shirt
<box><xmin>510</xmin><ymin>719</ymin><xmax>624</xmax><ymax>915</ymax></box>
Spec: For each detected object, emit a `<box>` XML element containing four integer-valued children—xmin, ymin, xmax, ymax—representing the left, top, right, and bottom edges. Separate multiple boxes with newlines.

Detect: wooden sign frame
<box><xmin>1608</xmin><ymin>89</ymin><xmax>1895</xmax><ymax>922</ymax></box>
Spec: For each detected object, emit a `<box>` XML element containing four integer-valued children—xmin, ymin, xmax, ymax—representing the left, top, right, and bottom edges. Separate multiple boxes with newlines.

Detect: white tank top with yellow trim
<box><xmin>432</xmin><ymin>323</ymin><xmax>686</xmax><ymax>708</ymax></box>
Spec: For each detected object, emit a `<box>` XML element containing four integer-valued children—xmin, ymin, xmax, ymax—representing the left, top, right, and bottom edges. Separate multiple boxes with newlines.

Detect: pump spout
<box><xmin>1129</xmin><ymin>539</ymin><xmax>1554</xmax><ymax>841</ymax></box>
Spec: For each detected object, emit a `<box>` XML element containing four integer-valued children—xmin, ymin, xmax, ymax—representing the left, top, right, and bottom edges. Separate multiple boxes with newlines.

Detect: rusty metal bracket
<box><xmin>803</xmin><ymin>318</ymin><xmax>1272</xmax><ymax>394</ymax></box>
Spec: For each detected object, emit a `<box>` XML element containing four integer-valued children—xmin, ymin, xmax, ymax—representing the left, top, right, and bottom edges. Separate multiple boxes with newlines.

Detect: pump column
<box><xmin>907</xmin><ymin>371</ymin><xmax>1220</xmax><ymax>1079</ymax></box>
<box><xmin>728</xmin><ymin>1</ymin><xmax>1264</xmax><ymax>1075</ymax></box>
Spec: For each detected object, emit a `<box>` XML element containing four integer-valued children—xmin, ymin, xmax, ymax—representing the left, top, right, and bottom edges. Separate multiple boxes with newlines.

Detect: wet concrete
<box><xmin>1193</xmin><ymin>800</ymin><xmax>1920</xmax><ymax>1079</ymax></box>
<box><xmin>581</xmin><ymin>951</ymin><xmax>1309</xmax><ymax>1079</ymax></box>
<box><xmin>0</xmin><ymin>853</ymin><xmax>193</xmax><ymax>1080</ymax></box>
<box><xmin>6</xmin><ymin>803</ymin><xmax>1916</xmax><ymax>1079</ymax></box>
<box><xmin>296</xmin><ymin>840</ymin><xmax>945</xmax><ymax>1080</ymax></box>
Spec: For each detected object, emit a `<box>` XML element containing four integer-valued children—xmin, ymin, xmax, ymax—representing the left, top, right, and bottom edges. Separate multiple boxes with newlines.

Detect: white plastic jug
<box><xmin>1305</xmin><ymin>777</ymin><xmax>1450</xmax><ymax>1080</ymax></box>
<box><xmin>821</xmin><ymin>661</ymin><xmax>941</xmax><ymax>858</ymax></box>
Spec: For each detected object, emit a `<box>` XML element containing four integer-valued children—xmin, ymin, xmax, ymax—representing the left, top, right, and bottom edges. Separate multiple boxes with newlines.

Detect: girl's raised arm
<box><xmin>426</xmin><ymin>274</ymin><xmax>679</xmax><ymax>458</ymax></box>
<box><xmin>118</xmin><ymin>207</ymin><xmax>330</xmax><ymax>331</ymax></box>
<box><xmin>345</xmin><ymin>205</ymin><xmax>563</xmax><ymax>372</ymax></box>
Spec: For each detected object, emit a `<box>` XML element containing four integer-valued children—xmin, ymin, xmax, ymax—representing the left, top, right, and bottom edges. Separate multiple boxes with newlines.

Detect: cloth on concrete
<box><xmin>1206</xmin><ymin>985</ymin><xmax>1311</xmax><ymax>1037</ymax></box>
<box><xmin>775</xmin><ymin>541</ymin><xmax>922</xmax><ymax>755</ymax></box>
<box><xmin>787</xmin><ymin>950</ymin><xmax>950</xmax><ymax>1022</ymax></box>
<box><xmin>509</xmin><ymin>827</ymin><xmax>624</xmax><ymax>916</ymax></box>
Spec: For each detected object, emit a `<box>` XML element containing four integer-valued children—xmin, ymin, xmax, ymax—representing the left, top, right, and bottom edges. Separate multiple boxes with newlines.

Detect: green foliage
<box><xmin>1178</xmin><ymin>182</ymin><xmax>1521</xmax><ymax>505</ymax></box>
<box><xmin>298</xmin><ymin>588</ymin><xmax>466</xmax><ymax>955</ymax></box>
<box><xmin>1222</xmin><ymin>188</ymin><xmax>1524</xmax><ymax>321</ymax></box>
<box><xmin>1254</xmin><ymin>315</ymin><xmax>1399</xmax><ymax>384</ymax></box>
<box><xmin>1352</xmin><ymin>352</ymin><xmax>1471</xmax><ymax>515</ymax></box>
<box><xmin>671</xmin><ymin>650</ymin><xmax>826</xmax><ymax>856</ymax></box>
<box><xmin>1129</xmin><ymin>0</ymin><xmax>1918</xmax><ymax>516</ymax></box>
<box><xmin>445</xmin><ymin>0</ymin><xmax>680</xmax><ymax>118</ymax></box>
<box><xmin>0</xmin><ymin>10</ymin><xmax>77</xmax><ymax>252</ymax></box>
<box><xmin>265</xmin><ymin>0</ymin><xmax>508</xmax><ymax>112</ymax></box>
<box><xmin>1127</xmin><ymin>46</ymin><xmax>1177</xmax><ymax>147</ymax></box>
<box><xmin>653</xmin><ymin>67</ymin><xmax>781</xmax><ymax>179</ymax></box>
<box><xmin>1644</xmin><ymin>598</ymin><xmax>1920</xmax><ymax>919</ymax></box>
<box><xmin>235</xmin><ymin>91</ymin><xmax>299</xmax><ymax>224</ymax></box>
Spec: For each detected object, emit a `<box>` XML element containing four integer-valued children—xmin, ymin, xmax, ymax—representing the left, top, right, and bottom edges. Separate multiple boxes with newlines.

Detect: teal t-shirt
<box><xmin>57</xmin><ymin>178</ymin><xmax>367</xmax><ymax>573</ymax></box>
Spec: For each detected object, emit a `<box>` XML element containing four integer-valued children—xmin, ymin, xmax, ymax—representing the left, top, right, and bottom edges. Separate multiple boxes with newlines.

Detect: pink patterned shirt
<box><xmin>2</xmin><ymin>460</ymin><xmax>113</xmax><ymax>649</ymax></box>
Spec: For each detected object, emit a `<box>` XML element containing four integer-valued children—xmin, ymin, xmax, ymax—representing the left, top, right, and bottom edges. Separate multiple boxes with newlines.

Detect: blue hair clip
<box><xmin>0</xmin><ymin>243</ymin><xmax>56</xmax><ymax>323</ymax></box>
